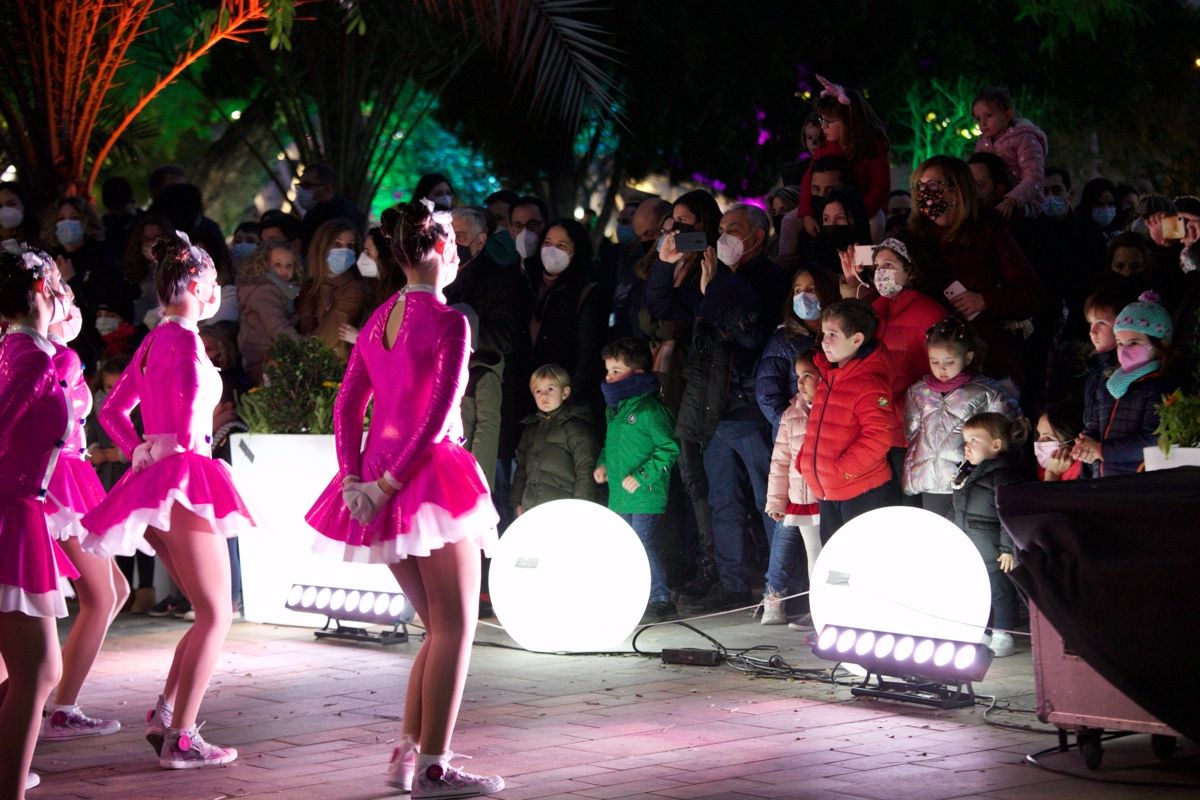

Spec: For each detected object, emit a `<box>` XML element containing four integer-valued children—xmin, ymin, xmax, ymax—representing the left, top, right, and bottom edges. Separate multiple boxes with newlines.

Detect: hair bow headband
<box><xmin>873</xmin><ymin>237</ymin><xmax>911</xmax><ymax>264</ymax></box>
<box><xmin>816</xmin><ymin>74</ymin><xmax>851</xmax><ymax>106</ymax></box>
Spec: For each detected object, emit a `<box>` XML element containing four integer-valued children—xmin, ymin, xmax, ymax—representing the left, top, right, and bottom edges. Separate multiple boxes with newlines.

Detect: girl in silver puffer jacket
<box><xmin>902</xmin><ymin>318</ymin><xmax>1021</xmax><ymax>515</ymax></box>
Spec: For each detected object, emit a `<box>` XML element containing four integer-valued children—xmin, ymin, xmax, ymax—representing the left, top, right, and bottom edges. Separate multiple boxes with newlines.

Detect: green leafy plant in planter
<box><xmin>239</xmin><ymin>336</ymin><xmax>344</xmax><ymax>434</ymax></box>
<box><xmin>1154</xmin><ymin>309</ymin><xmax>1200</xmax><ymax>454</ymax></box>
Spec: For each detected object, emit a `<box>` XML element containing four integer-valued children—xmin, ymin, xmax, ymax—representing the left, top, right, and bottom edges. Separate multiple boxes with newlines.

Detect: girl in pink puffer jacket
<box><xmin>972</xmin><ymin>86</ymin><xmax>1048</xmax><ymax>218</ymax></box>
<box><xmin>762</xmin><ymin>350</ymin><xmax>822</xmax><ymax>627</ymax></box>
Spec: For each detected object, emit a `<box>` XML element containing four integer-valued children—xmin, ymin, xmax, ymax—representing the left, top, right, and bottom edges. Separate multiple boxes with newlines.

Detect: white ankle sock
<box><xmin>417</xmin><ymin>752</ymin><xmax>447</xmax><ymax>771</ymax></box>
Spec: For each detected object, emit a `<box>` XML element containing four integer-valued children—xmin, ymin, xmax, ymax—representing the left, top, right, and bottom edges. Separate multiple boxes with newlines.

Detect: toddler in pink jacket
<box><xmin>972</xmin><ymin>86</ymin><xmax>1048</xmax><ymax>218</ymax></box>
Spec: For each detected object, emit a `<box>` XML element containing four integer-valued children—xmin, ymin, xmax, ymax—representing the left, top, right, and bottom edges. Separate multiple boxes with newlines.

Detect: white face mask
<box><xmin>0</xmin><ymin>206</ymin><xmax>23</xmax><ymax>230</ymax></box>
<box><xmin>356</xmin><ymin>251</ymin><xmax>379</xmax><ymax>278</ymax></box>
<box><xmin>95</xmin><ymin>316</ymin><xmax>121</xmax><ymax>336</ymax></box>
<box><xmin>60</xmin><ymin>303</ymin><xmax>83</xmax><ymax>342</ymax></box>
<box><xmin>716</xmin><ymin>232</ymin><xmax>748</xmax><ymax>265</ymax></box>
<box><xmin>540</xmin><ymin>245</ymin><xmax>571</xmax><ymax>275</ymax></box>
<box><xmin>196</xmin><ymin>279</ymin><xmax>221</xmax><ymax>321</ymax></box>
<box><xmin>515</xmin><ymin>229</ymin><xmax>539</xmax><ymax>260</ymax></box>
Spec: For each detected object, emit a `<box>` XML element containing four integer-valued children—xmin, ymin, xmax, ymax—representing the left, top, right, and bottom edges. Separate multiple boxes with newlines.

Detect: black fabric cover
<box><xmin>997</xmin><ymin>467</ymin><xmax>1200</xmax><ymax>740</ymax></box>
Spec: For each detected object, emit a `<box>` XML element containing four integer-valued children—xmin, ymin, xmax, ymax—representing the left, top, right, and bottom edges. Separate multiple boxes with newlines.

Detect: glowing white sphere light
<box><xmin>489</xmin><ymin>500</ymin><xmax>650</xmax><ymax>652</ymax></box>
<box><xmin>810</xmin><ymin>507</ymin><xmax>992</xmax><ymax>649</ymax></box>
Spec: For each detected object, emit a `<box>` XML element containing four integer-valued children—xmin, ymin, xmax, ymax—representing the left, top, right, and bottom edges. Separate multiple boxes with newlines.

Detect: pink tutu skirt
<box><xmin>46</xmin><ymin>457</ymin><xmax>107</xmax><ymax>541</ymax></box>
<box><xmin>81</xmin><ymin>451</ymin><xmax>255</xmax><ymax>558</ymax></box>
<box><xmin>307</xmin><ymin>440</ymin><xmax>499</xmax><ymax>563</ymax></box>
<box><xmin>0</xmin><ymin>496</ymin><xmax>81</xmax><ymax>618</ymax></box>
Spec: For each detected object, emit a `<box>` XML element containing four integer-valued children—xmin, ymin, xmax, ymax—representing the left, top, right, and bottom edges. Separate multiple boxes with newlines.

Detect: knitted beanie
<box><xmin>1113</xmin><ymin>290</ymin><xmax>1173</xmax><ymax>343</ymax></box>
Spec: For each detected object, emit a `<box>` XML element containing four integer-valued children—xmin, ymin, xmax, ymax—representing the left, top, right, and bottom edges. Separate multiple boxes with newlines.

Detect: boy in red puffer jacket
<box><xmin>800</xmin><ymin>299</ymin><xmax>901</xmax><ymax>544</ymax></box>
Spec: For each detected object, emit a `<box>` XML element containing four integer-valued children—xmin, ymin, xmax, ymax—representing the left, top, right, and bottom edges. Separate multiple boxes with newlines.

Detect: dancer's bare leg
<box><xmin>389</xmin><ymin>539</ymin><xmax>480</xmax><ymax>755</ymax></box>
<box><xmin>54</xmin><ymin>538</ymin><xmax>129</xmax><ymax>705</ymax></box>
<box><xmin>0</xmin><ymin>612</ymin><xmax>61</xmax><ymax>800</ymax></box>
<box><xmin>154</xmin><ymin>506</ymin><xmax>232</xmax><ymax>728</ymax></box>
<box><xmin>145</xmin><ymin>529</ymin><xmax>191</xmax><ymax>706</ymax></box>
<box><xmin>389</xmin><ymin>559</ymin><xmax>429</xmax><ymax>743</ymax></box>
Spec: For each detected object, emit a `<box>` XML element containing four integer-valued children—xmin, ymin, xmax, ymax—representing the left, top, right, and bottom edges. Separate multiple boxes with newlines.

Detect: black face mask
<box><xmin>772</xmin><ymin>214</ymin><xmax>785</xmax><ymax>235</ymax></box>
<box><xmin>886</xmin><ymin>212</ymin><xmax>909</xmax><ymax>230</ymax></box>
<box><xmin>822</xmin><ymin>224</ymin><xmax>857</xmax><ymax>252</ymax></box>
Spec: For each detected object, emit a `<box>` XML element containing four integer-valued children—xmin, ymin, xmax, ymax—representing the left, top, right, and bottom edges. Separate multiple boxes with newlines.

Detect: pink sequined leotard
<box><xmin>306</xmin><ymin>289</ymin><xmax>498</xmax><ymax>562</ymax></box>
<box><xmin>44</xmin><ymin>335</ymin><xmax>107</xmax><ymax>540</ymax></box>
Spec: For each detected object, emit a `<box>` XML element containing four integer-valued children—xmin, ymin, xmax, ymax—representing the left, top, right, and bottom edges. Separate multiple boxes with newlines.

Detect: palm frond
<box><xmin>422</xmin><ymin>0</ymin><xmax>623</xmax><ymax>129</ymax></box>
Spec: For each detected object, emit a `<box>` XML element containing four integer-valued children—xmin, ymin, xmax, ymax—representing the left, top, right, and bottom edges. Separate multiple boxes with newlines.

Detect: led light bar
<box><xmin>812</xmin><ymin>624</ymin><xmax>994</xmax><ymax>709</ymax></box>
<box><xmin>285</xmin><ymin>583</ymin><xmax>415</xmax><ymax>645</ymax></box>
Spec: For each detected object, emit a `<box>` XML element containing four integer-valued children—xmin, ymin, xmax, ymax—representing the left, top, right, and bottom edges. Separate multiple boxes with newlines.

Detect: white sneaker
<box><xmin>760</xmin><ymin>592</ymin><xmax>787</xmax><ymax>625</ymax></box>
<box><xmin>40</xmin><ymin>704</ymin><xmax>121</xmax><ymax>739</ymax></box>
<box><xmin>26</xmin><ymin>771</ymin><xmax>40</xmax><ymax>790</ymax></box>
<box><xmin>412</xmin><ymin>754</ymin><xmax>504</xmax><ymax>799</ymax></box>
<box><xmin>158</xmin><ymin>724</ymin><xmax>237</xmax><ymax>769</ymax></box>
<box><xmin>387</xmin><ymin>739</ymin><xmax>417</xmax><ymax>793</ymax></box>
<box><xmin>989</xmin><ymin>631</ymin><xmax>1015</xmax><ymax>658</ymax></box>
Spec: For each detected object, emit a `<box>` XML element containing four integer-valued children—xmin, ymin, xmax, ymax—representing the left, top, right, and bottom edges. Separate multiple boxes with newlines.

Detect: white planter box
<box><xmin>231</xmin><ymin>433</ymin><xmax>397</xmax><ymax>627</ymax></box>
<box><xmin>1143</xmin><ymin>445</ymin><xmax>1200</xmax><ymax>472</ymax></box>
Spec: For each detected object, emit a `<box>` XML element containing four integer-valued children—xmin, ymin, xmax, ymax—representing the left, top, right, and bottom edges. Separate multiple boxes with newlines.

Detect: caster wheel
<box><xmin>1151</xmin><ymin>734</ymin><xmax>1177</xmax><ymax>760</ymax></box>
<box><xmin>1078</xmin><ymin>731</ymin><xmax>1103</xmax><ymax>771</ymax></box>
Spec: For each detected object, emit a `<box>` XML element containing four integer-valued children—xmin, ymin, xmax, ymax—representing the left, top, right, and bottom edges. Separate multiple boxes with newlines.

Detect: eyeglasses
<box><xmin>917</xmin><ymin>180</ymin><xmax>952</xmax><ymax>194</ymax></box>
<box><xmin>817</xmin><ymin>116</ymin><xmax>840</xmax><ymax>127</ymax></box>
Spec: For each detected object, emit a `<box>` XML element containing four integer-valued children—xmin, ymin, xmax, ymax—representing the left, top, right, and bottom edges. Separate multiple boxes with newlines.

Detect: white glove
<box><xmin>342</xmin><ymin>476</ymin><xmax>395</xmax><ymax>525</ymax></box>
<box><xmin>132</xmin><ymin>441</ymin><xmax>155</xmax><ymax>473</ymax></box>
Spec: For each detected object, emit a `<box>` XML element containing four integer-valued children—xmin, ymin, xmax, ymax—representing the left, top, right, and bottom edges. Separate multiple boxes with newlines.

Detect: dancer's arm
<box><xmin>99</xmin><ymin>344</ymin><xmax>145</xmax><ymax>458</ymax></box>
<box><xmin>334</xmin><ymin>341</ymin><xmax>373</xmax><ymax>478</ymax></box>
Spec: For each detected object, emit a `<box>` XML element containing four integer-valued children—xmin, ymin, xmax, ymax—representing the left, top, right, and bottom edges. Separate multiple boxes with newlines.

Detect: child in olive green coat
<box><xmin>593</xmin><ymin>338</ymin><xmax>680</xmax><ymax>622</ymax></box>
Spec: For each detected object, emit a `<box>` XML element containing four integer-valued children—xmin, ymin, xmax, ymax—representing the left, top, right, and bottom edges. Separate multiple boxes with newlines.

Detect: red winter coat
<box><xmin>800</xmin><ymin>342</ymin><xmax>895</xmax><ymax>501</ymax></box>
<box><xmin>873</xmin><ymin>289</ymin><xmax>949</xmax><ymax>446</ymax></box>
<box><xmin>796</xmin><ymin>139</ymin><xmax>891</xmax><ymax>219</ymax></box>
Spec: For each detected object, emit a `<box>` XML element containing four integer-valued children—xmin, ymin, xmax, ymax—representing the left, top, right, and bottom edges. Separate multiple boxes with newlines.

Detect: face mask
<box><xmin>196</xmin><ymin>281</ymin><xmax>221</xmax><ymax>321</ymax></box>
<box><xmin>1181</xmin><ymin>242</ymin><xmax>1200</xmax><ymax>274</ymax></box>
<box><xmin>60</xmin><ymin>303</ymin><xmax>82</xmax><ymax>342</ymax></box>
<box><xmin>822</xmin><ymin>224</ymin><xmax>857</xmax><ymax>252</ymax></box>
<box><xmin>793</xmin><ymin>291</ymin><xmax>821</xmax><ymax>321</ymax></box>
<box><xmin>917</xmin><ymin>184</ymin><xmax>952</xmax><ymax>220</ymax></box>
<box><xmin>56</xmin><ymin>218</ymin><xmax>84</xmax><ymax>247</ymax></box>
<box><xmin>616</xmin><ymin>223</ymin><xmax>636</xmax><ymax>244</ymax></box>
<box><xmin>455</xmin><ymin>244</ymin><xmax>474</xmax><ymax>265</ymax></box>
<box><xmin>540</xmin><ymin>245</ymin><xmax>570</xmax><ymax>275</ymax></box>
<box><xmin>873</xmin><ymin>268</ymin><xmax>903</xmax><ymax>299</ymax></box>
<box><xmin>231</xmin><ymin>242</ymin><xmax>257</xmax><ymax>264</ymax></box>
<box><xmin>1117</xmin><ymin>342</ymin><xmax>1155</xmax><ymax>371</ymax></box>
<box><xmin>515</xmin><ymin>229</ymin><xmax>539</xmax><ymax>260</ymax></box>
<box><xmin>1091</xmin><ymin>207</ymin><xmax>1117</xmax><ymax>228</ymax></box>
<box><xmin>716</xmin><ymin>232</ymin><xmax>752</xmax><ymax>266</ymax></box>
<box><xmin>430</xmin><ymin>193</ymin><xmax>454</xmax><ymax>211</ymax></box>
<box><xmin>1033</xmin><ymin>440</ymin><xmax>1062</xmax><ymax>469</ymax></box>
<box><xmin>1043</xmin><ymin>195</ymin><xmax>1069</xmax><ymax>219</ymax></box>
<box><xmin>294</xmin><ymin>186</ymin><xmax>317</xmax><ymax>211</ymax></box>
<box><xmin>95</xmin><ymin>316</ymin><xmax>121</xmax><ymax>336</ymax></box>
<box><xmin>0</xmin><ymin>206</ymin><xmax>23</xmax><ymax>229</ymax></box>
<box><xmin>326</xmin><ymin>247</ymin><xmax>355</xmax><ymax>275</ymax></box>
<box><xmin>356</xmin><ymin>252</ymin><xmax>379</xmax><ymax>278</ymax></box>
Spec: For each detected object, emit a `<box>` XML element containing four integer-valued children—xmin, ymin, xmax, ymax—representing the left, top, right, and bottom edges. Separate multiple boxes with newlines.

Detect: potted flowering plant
<box><xmin>1146</xmin><ymin>310</ymin><xmax>1200</xmax><ymax>470</ymax></box>
<box><xmin>238</xmin><ymin>336</ymin><xmax>343</xmax><ymax>434</ymax></box>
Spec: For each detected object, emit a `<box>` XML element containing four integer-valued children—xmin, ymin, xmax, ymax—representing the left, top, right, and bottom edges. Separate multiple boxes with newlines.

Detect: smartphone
<box><xmin>853</xmin><ymin>245</ymin><xmax>874</xmax><ymax>267</ymax></box>
<box><xmin>674</xmin><ymin>231</ymin><xmax>707</xmax><ymax>253</ymax></box>
<box><xmin>944</xmin><ymin>280</ymin><xmax>981</xmax><ymax>320</ymax></box>
<box><xmin>1162</xmin><ymin>215</ymin><xmax>1186</xmax><ymax>240</ymax></box>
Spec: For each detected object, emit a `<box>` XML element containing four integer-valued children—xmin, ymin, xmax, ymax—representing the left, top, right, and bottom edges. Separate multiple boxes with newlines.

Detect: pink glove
<box><xmin>341</xmin><ymin>474</ymin><xmax>398</xmax><ymax>525</ymax></box>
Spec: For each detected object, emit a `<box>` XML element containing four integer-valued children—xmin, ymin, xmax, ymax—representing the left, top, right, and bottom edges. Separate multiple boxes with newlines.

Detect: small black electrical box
<box><xmin>661</xmin><ymin>648</ymin><xmax>723</xmax><ymax>666</ymax></box>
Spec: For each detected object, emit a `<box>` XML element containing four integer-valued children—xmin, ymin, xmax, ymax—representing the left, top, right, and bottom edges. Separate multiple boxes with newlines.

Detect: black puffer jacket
<box><xmin>950</xmin><ymin>454</ymin><xmax>1026</xmax><ymax>572</ymax></box>
<box><xmin>511</xmin><ymin>402</ymin><xmax>597</xmax><ymax>510</ymax></box>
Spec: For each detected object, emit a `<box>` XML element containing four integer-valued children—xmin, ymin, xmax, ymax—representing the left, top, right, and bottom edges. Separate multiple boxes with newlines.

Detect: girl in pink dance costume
<box><xmin>40</xmin><ymin>285</ymin><xmax>129</xmax><ymax>742</ymax></box>
<box><xmin>81</xmin><ymin>232</ymin><xmax>253</xmax><ymax>770</ymax></box>
<box><xmin>306</xmin><ymin>201</ymin><xmax>503</xmax><ymax>799</ymax></box>
<box><xmin>0</xmin><ymin>248</ymin><xmax>81</xmax><ymax>798</ymax></box>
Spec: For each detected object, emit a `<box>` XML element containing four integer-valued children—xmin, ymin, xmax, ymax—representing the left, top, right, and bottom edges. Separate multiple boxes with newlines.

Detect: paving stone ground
<box><xmin>29</xmin><ymin>609</ymin><xmax>1198</xmax><ymax>799</ymax></box>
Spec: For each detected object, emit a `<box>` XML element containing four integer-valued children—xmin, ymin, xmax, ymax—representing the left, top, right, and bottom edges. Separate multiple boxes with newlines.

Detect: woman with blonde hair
<box><xmin>298</xmin><ymin>218</ymin><xmax>364</xmax><ymax>360</ymax></box>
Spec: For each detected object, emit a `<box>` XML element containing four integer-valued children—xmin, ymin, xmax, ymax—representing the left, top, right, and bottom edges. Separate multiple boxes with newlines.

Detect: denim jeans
<box><xmin>619</xmin><ymin>513</ymin><xmax>669</xmax><ymax>604</ymax></box>
<box><xmin>989</xmin><ymin>568</ymin><xmax>1020</xmax><ymax>632</ymax></box>
<box><xmin>765</xmin><ymin>522</ymin><xmax>821</xmax><ymax>599</ymax></box>
<box><xmin>704</xmin><ymin>418</ymin><xmax>775</xmax><ymax>594</ymax></box>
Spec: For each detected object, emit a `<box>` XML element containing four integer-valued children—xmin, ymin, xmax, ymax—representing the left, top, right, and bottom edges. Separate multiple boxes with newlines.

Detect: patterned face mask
<box><xmin>918</xmin><ymin>182</ymin><xmax>953</xmax><ymax>220</ymax></box>
<box><xmin>873</xmin><ymin>267</ymin><xmax>902</xmax><ymax>298</ymax></box>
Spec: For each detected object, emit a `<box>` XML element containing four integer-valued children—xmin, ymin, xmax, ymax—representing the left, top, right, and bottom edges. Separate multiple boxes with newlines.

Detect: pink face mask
<box><xmin>1033</xmin><ymin>440</ymin><xmax>1062</xmax><ymax>468</ymax></box>
<box><xmin>1117</xmin><ymin>343</ymin><xmax>1155</xmax><ymax>371</ymax></box>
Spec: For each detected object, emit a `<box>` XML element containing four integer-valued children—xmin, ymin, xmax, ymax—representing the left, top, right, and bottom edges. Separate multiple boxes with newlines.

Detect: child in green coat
<box><xmin>593</xmin><ymin>338</ymin><xmax>680</xmax><ymax>623</ymax></box>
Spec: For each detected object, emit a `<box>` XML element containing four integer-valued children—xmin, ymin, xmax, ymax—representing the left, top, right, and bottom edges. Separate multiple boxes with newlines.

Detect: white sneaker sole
<box><xmin>159</xmin><ymin>750</ymin><xmax>238</xmax><ymax>769</ymax></box>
